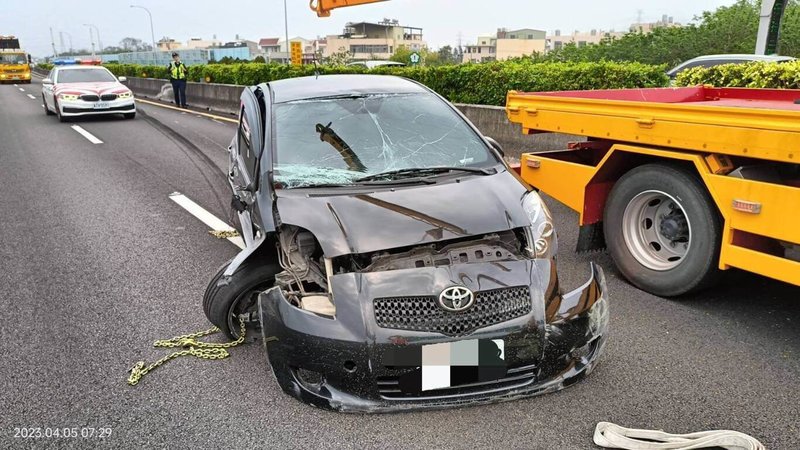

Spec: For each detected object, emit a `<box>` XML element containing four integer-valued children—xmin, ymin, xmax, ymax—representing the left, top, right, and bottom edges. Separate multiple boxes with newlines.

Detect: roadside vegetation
<box><xmin>97</xmin><ymin>60</ymin><xmax>667</xmax><ymax>106</ymax></box>
<box><xmin>535</xmin><ymin>0</ymin><xmax>800</xmax><ymax>67</ymax></box>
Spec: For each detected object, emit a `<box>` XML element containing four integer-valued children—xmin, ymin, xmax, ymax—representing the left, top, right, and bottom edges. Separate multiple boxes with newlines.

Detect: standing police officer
<box><xmin>168</xmin><ymin>52</ymin><xmax>188</xmax><ymax>108</ymax></box>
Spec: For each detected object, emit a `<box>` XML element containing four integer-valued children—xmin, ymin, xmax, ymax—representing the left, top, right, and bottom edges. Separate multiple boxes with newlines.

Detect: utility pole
<box><xmin>85</xmin><ymin>25</ymin><xmax>96</xmax><ymax>56</ymax></box>
<box><xmin>59</xmin><ymin>32</ymin><xmax>65</xmax><ymax>54</ymax></box>
<box><xmin>84</xmin><ymin>24</ymin><xmax>102</xmax><ymax>53</ymax></box>
<box><xmin>284</xmin><ymin>0</ymin><xmax>290</xmax><ymax>64</ymax></box>
<box><xmin>49</xmin><ymin>27</ymin><xmax>59</xmax><ymax>58</ymax></box>
<box><xmin>131</xmin><ymin>5</ymin><xmax>157</xmax><ymax>63</ymax></box>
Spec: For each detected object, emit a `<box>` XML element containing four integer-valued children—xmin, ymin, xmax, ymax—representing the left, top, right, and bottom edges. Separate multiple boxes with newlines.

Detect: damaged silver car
<box><xmin>203</xmin><ymin>74</ymin><xmax>609</xmax><ymax>412</ymax></box>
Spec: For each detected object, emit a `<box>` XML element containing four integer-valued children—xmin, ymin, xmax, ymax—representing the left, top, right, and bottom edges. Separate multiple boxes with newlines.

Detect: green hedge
<box><xmin>102</xmin><ymin>61</ymin><xmax>668</xmax><ymax>106</ymax></box>
<box><xmin>36</xmin><ymin>63</ymin><xmax>54</xmax><ymax>71</ymax></box>
<box><xmin>676</xmin><ymin>61</ymin><xmax>800</xmax><ymax>88</ymax></box>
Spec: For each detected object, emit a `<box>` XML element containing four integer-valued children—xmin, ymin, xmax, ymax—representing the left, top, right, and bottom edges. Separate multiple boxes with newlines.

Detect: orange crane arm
<box><xmin>310</xmin><ymin>0</ymin><xmax>389</xmax><ymax>17</ymax></box>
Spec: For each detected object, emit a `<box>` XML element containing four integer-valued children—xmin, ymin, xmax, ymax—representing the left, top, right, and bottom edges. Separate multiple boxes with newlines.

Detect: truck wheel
<box><xmin>203</xmin><ymin>259</ymin><xmax>279</xmax><ymax>339</ymax></box>
<box><xmin>604</xmin><ymin>163</ymin><xmax>721</xmax><ymax>297</ymax></box>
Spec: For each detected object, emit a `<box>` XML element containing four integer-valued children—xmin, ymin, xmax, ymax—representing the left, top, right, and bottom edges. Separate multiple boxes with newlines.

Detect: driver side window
<box><xmin>237</xmin><ymin>107</ymin><xmax>258</xmax><ymax>181</ymax></box>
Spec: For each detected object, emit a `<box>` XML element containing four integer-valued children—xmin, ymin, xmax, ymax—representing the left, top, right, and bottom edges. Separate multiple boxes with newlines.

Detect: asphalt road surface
<box><xmin>1</xmin><ymin>77</ymin><xmax>798</xmax><ymax>450</ymax></box>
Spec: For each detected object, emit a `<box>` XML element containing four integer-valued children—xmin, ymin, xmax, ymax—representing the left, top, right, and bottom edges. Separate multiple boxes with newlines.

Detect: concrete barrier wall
<box><xmin>455</xmin><ymin>104</ymin><xmax>579</xmax><ymax>159</ymax></box>
<box><xmin>126</xmin><ymin>77</ymin><xmax>243</xmax><ymax>116</ymax></box>
<box><xmin>125</xmin><ymin>77</ymin><xmax>578</xmax><ymax>157</ymax></box>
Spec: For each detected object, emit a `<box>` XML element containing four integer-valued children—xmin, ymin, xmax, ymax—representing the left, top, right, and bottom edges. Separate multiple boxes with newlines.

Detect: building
<box><xmin>547</xmin><ymin>29</ymin><xmax>624</xmax><ymax>52</ymax></box>
<box><xmin>630</xmin><ymin>15</ymin><xmax>681</xmax><ymax>33</ymax></box>
<box><xmin>117</xmin><ymin>49</ymin><xmax>209</xmax><ymax>66</ymax></box>
<box><xmin>156</xmin><ymin>38</ymin><xmax>184</xmax><ymax>51</ymax></box>
<box><xmin>324</xmin><ymin>19</ymin><xmax>425</xmax><ymax>61</ymax></box>
<box><xmin>463</xmin><ymin>28</ymin><xmax>546</xmax><ymax>63</ymax></box>
<box><xmin>257</xmin><ymin>37</ymin><xmax>323</xmax><ymax>63</ymax></box>
<box><xmin>209</xmin><ymin>40</ymin><xmax>259</xmax><ymax>61</ymax></box>
<box><xmin>184</xmin><ymin>37</ymin><xmax>223</xmax><ymax>50</ymax></box>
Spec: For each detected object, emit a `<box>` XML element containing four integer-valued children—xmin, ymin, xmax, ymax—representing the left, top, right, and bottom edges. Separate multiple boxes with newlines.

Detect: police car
<box><xmin>42</xmin><ymin>60</ymin><xmax>135</xmax><ymax>122</ymax></box>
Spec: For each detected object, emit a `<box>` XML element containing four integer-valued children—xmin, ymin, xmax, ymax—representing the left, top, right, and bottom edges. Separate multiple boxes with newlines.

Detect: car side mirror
<box><xmin>42</xmin><ymin>78</ymin><xmax>53</xmax><ymax>85</ymax></box>
<box><xmin>118</xmin><ymin>76</ymin><xmax>127</xmax><ymax>83</ymax></box>
<box><xmin>485</xmin><ymin>136</ymin><xmax>505</xmax><ymax>158</ymax></box>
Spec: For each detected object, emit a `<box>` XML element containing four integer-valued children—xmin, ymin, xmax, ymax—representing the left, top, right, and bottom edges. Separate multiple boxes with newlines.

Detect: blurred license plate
<box><xmin>93</xmin><ymin>102</ymin><xmax>110</xmax><ymax>109</ymax></box>
<box><xmin>384</xmin><ymin>339</ymin><xmax>507</xmax><ymax>393</ymax></box>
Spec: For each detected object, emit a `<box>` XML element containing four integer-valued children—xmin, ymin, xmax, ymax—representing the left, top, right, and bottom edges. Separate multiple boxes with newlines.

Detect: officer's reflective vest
<box><xmin>169</xmin><ymin>62</ymin><xmax>187</xmax><ymax>80</ymax></box>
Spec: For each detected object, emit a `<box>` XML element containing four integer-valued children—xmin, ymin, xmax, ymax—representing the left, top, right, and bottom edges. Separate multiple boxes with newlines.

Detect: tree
<box><xmin>390</xmin><ymin>45</ymin><xmax>413</xmax><ymax>64</ymax></box>
<box><xmin>326</xmin><ymin>46</ymin><xmax>352</xmax><ymax>65</ymax></box>
<box><xmin>436</xmin><ymin>45</ymin><xmax>458</xmax><ymax>65</ymax></box>
<box><xmin>119</xmin><ymin>37</ymin><xmax>152</xmax><ymax>52</ymax></box>
<box><xmin>537</xmin><ymin>0</ymin><xmax>800</xmax><ymax>66</ymax></box>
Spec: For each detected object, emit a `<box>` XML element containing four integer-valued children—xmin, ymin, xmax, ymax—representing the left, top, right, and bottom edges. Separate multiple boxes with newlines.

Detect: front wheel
<box><xmin>43</xmin><ymin>95</ymin><xmax>54</xmax><ymax>115</ymax></box>
<box><xmin>123</xmin><ymin>112</ymin><xmax>136</xmax><ymax>120</ymax></box>
<box><xmin>604</xmin><ymin>163</ymin><xmax>722</xmax><ymax>297</ymax></box>
<box><xmin>55</xmin><ymin>100</ymin><xmax>68</xmax><ymax>123</ymax></box>
<box><xmin>203</xmin><ymin>259</ymin><xmax>279</xmax><ymax>339</ymax></box>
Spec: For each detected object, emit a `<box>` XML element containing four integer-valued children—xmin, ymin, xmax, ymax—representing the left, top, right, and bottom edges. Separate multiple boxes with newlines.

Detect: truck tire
<box><xmin>604</xmin><ymin>163</ymin><xmax>722</xmax><ymax>297</ymax></box>
<box><xmin>203</xmin><ymin>259</ymin><xmax>279</xmax><ymax>339</ymax></box>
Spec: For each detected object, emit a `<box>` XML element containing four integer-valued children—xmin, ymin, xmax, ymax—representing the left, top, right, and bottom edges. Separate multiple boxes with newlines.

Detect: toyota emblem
<box><xmin>438</xmin><ymin>286</ymin><xmax>475</xmax><ymax>312</ymax></box>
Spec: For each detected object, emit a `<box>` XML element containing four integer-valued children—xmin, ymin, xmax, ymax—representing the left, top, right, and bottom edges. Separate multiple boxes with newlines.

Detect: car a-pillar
<box><xmin>579</xmin><ymin>144</ymin><xmax>724</xmax><ymax>297</ymax></box>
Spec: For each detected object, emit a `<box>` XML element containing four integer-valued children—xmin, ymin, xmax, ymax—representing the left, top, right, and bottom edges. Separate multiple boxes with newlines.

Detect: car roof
<box><xmin>267</xmin><ymin>74</ymin><xmax>428</xmax><ymax>103</ymax></box>
<box><xmin>54</xmin><ymin>65</ymin><xmax>110</xmax><ymax>71</ymax></box>
<box><xmin>686</xmin><ymin>54</ymin><xmax>795</xmax><ymax>62</ymax></box>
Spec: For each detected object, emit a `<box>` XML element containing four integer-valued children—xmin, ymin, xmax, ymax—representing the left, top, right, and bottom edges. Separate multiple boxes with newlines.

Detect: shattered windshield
<box><xmin>273</xmin><ymin>93</ymin><xmax>496</xmax><ymax>188</ymax></box>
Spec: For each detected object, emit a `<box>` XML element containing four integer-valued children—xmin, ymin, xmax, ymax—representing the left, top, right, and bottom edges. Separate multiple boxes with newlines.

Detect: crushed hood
<box><xmin>274</xmin><ymin>171</ymin><xmax>531</xmax><ymax>257</ymax></box>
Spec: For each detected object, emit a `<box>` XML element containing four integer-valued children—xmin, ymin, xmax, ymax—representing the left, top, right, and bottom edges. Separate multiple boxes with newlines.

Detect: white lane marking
<box><xmin>13</xmin><ymin>83</ymin><xmax>17</xmax><ymax>87</ymax></box>
<box><xmin>27</xmin><ymin>94</ymin><xmax>36</xmax><ymax>99</ymax></box>
<box><xmin>19</xmin><ymin>88</ymin><xmax>25</xmax><ymax>92</ymax></box>
<box><xmin>70</xmin><ymin>125</ymin><xmax>103</xmax><ymax>144</ymax></box>
<box><xmin>169</xmin><ymin>192</ymin><xmax>245</xmax><ymax>249</ymax></box>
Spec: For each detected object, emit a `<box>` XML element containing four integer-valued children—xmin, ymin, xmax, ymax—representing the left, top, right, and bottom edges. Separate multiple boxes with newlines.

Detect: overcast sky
<box><xmin>8</xmin><ymin>0</ymin><xmax>734</xmax><ymax>57</ymax></box>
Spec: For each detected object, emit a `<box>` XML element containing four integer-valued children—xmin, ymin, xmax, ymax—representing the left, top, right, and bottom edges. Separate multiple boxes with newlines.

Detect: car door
<box><xmin>229</xmin><ymin>86</ymin><xmax>265</xmax><ymax>246</ymax></box>
<box><xmin>42</xmin><ymin>68</ymin><xmax>56</xmax><ymax>110</ymax></box>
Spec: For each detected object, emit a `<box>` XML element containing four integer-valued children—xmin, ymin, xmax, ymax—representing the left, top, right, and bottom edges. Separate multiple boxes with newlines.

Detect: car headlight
<box><xmin>522</xmin><ymin>191</ymin><xmax>556</xmax><ymax>258</ymax></box>
<box><xmin>118</xmin><ymin>91</ymin><xmax>132</xmax><ymax>99</ymax></box>
<box><xmin>59</xmin><ymin>93</ymin><xmax>79</xmax><ymax>101</ymax></box>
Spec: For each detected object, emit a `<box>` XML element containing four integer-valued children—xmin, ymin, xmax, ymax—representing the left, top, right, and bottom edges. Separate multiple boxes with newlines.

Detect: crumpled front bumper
<box><xmin>258</xmin><ymin>261</ymin><xmax>608</xmax><ymax>413</ymax></box>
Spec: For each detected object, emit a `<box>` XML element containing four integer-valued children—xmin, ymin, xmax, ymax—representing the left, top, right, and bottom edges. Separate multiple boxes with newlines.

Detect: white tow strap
<box><xmin>593</xmin><ymin>422</ymin><xmax>765</xmax><ymax>450</ymax></box>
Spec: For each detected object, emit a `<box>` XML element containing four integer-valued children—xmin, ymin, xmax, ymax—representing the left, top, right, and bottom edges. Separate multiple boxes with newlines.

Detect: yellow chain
<box><xmin>127</xmin><ymin>316</ymin><xmax>247</xmax><ymax>386</ymax></box>
<box><xmin>208</xmin><ymin>230</ymin><xmax>240</xmax><ymax>239</ymax></box>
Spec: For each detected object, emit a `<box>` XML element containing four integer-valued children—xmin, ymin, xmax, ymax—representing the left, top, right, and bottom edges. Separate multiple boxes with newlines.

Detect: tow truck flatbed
<box><xmin>506</xmin><ymin>86</ymin><xmax>800</xmax><ymax>294</ymax></box>
<box><xmin>507</xmin><ymin>86</ymin><xmax>800</xmax><ymax>165</ymax></box>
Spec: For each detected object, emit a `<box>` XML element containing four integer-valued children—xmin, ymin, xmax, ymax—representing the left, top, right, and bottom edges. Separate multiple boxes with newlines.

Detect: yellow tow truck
<box><xmin>506</xmin><ymin>87</ymin><xmax>800</xmax><ymax>296</ymax></box>
<box><xmin>0</xmin><ymin>36</ymin><xmax>31</xmax><ymax>84</ymax></box>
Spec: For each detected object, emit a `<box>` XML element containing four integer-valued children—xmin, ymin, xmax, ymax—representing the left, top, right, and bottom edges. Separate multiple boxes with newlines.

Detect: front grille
<box><xmin>100</xmin><ymin>93</ymin><xmax>117</xmax><ymax>101</ymax></box>
<box><xmin>377</xmin><ymin>363</ymin><xmax>537</xmax><ymax>399</ymax></box>
<box><xmin>80</xmin><ymin>94</ymin><xmax>100</xmax><ymax>102</ymax></box>
<box><xmin>374</xmin><ymin>286</ymin><xmax>531</xmax><ymax>336</ymax></box>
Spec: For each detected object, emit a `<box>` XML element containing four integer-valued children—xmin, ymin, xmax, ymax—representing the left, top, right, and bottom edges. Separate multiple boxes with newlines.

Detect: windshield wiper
<box><xmin>354</xmin><ymin>166</ymin><xmax>496</xmax><ymax>183</ymax></box>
